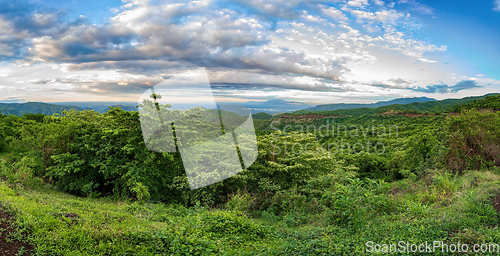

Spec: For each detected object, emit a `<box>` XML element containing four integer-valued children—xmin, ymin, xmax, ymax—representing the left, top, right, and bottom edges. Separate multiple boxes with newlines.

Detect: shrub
<box><xmin>446</xmin><ymin>110</ymin><xmax>500</xmax><ymax>172</ymax></box>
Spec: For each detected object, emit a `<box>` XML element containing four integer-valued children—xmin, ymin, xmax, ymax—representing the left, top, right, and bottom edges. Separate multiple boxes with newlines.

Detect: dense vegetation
<box><xmin>0</xmin><ymin>94</ymin><xmax>499</xmax><ymax>255</ymax></box>
<box><xmin>453</xmin><ymin>94</ymin><xmax>500</xmax><ymax>112</ymax></box>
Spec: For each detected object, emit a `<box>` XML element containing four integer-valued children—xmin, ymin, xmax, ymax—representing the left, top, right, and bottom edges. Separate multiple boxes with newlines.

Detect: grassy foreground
<box><xmin>1</xmin><ymin>169</ymin><xmax>500</xmax><ymax>255</ymax></box>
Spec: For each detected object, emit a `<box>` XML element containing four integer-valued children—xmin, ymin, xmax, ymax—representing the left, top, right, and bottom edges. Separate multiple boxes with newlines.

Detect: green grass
<box><xmin>1</xmin><ymin>169</ymin><xmax>500</xmax><ymax>255</ymax></box>
<box><xmin>0</xmin><ymin>185</ymin><xmax>277</xmax><ymax>255</ymax></box>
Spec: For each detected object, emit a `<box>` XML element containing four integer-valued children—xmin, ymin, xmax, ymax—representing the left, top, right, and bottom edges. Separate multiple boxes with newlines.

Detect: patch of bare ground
<box><xmin>0</xmin><ymin>206</ymin><xmax>34</xmax><ymax>255</ymax></box>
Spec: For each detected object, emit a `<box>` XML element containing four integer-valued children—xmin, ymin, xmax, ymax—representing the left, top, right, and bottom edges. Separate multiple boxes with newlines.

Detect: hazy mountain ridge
<box><xmin>0</xmin><ymin>102</ymin><xmax>87</xmax><ymax>116</ymax></box>
<box><xmin>235</xmin><ymin>99</ymin><xmax>309</xmax><ymax>114</ymax></box>
<box><xmin>1</xmin><ymin>94</ymin><xmax>498</xmax><ymax>117</ymax></box>
<box><xmin>290</xmin><ymin>93</ymin><xmax>500</xmax><ymax>116</ymax></box>
<box><xmin>52</xmin><ymin>102</ymin><xmax>139</xmax><ymax>113</ymax></box>
<box><xmin>304</xmin><ymin>97</ymin><xmax>437</xmax><ymax>112</ymax></box>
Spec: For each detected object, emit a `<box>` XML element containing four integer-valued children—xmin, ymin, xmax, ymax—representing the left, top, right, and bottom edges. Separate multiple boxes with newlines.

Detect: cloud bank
<box><xmin>413</xmin><ymin>80</ymin><xmax>482</xmax><ymax>94</ymax></box>
<box><xmin>0</xmin><ymin>0</ymin><xmax>496</xmax><ymax>103</ymax></box>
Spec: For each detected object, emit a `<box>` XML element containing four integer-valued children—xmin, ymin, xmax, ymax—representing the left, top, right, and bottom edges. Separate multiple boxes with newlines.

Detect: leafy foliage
<box><xmin>252</xmin><ymin>112</ymin><xmax>274</xmax><ymax>120</ymax></box>
<box><xmin>445</xmin><ymin>110</ymin><xmax>500</xmax><ymax>171</ymax></box>
<box><xmin>1</xmin><ymin>94</ymin><xmax>500</xmax><ymax>255</ymax></box>
<box><xmin>453</xmin><ymin>94</ymin><xmax>500</xmax><ymax>112</ymax></box>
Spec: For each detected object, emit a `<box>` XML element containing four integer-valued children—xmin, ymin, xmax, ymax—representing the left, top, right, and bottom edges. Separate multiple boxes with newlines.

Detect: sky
<box><xmin>0</xmin><ymin>0</ymin><xmax>499</xmax><ymax>104</ymax></box>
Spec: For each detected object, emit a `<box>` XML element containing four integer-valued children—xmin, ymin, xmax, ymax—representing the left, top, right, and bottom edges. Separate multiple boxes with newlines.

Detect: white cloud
<box><xmin>229</xmin><ymin>0</ymin><xmax>328</xmax><ymax>19</ymax></box>
<box><xmin>373</xmin><ymin>10</ymin><xmax>405</xmax><ymax>23</ymax></box>
<box><xmin>301</xmin><ymin>11</ymin><xmax>326</xmax><ymax>23</ymax></box>
<box><xmin>418</xmin><ymin>58</ymin><xmax>438</xmax><ymax>63</ymax></box>
<box><xmin>363</xmin><ymin>25</ymin><xmax>380</xmax><ymax>33</ymax></box>
<box><xmin>0</xmin><ymin>63</ymin><xmax>161</xmax><ymax>101</ymax></box>
<box><xmin>208</xmin><ymin>70</ymin><xmax>336</xmax><ymax>91</ymax></box>
<box><xmin>0</xmin><ymin>0</ymin><xmax>495</xmax><ymax>103</ymax></box>
<box><xmin>18</xmin><ymin>0</ymin><xmax>447</xmax><ymax>98</ymax></box>
<box><xmin>321</xmin><ymin>6</ymin><xmax>348</xmax><ymax>20</ymax></box>
<box><xmin>24</xmin><ymin>1</ymin><xmax>361</xmax><ymax>87</ymax></box>
<box><xmin>398</xmin><ymin>0</ymin><xmax>433</xmax><ymax>15</ymax></box>
<box><xmin>494</xmin><ymin>0</ymin><xmax>500</xmax><ymax>12</ymax></box>
<box><xmin>347</xmin><ymin>0</ymin><xmax>369</xmax><ymax>8</ymax></box>
<box><xmin>344</xmin><ymin>8</ymin><xmax>404</xmax><ymax>24</ymax></box>
<box><xmin>0</xmin><ymin>17</ymin><xmax>30</xmax><ymax>58</ymax></box>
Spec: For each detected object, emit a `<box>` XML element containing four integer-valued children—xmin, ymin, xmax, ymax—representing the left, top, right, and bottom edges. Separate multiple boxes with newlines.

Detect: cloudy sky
<box><xmin>0</xmin><ymin>0</ymin><xmax>499</xmax><ymax>104</ymax></box>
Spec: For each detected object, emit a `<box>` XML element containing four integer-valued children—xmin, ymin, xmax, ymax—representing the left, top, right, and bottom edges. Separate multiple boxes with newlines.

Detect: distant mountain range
<box><xmin>0</xmin><ymin>102</ymin><xmax>87</xmax><ymax>116</ymax></box>
<box><xmin>303</xmin><ymin>97</ymin><xmax>437</xmax><ymax>112</ymax></box>
<box><xmin>57</xmin><ymin>100</ymin><xmax>310</xmax><ymax>114</ymax></box>
<box><xmin>291</xmin><ymin>93</ymin><xmax>499</xmax><ymax>116</ymax></box>
<box><xmin>0</xmin><ymin>99</ymin><xmax>310</xmax><ymax>115</ymax></box>
<box><xmin>0</xmin><ymin>102</ymin><xmax>138</xmax><ymax>116</ymax></box>
<box><xmin>238</xmin><ymin>99</ymin><xmax>310</xmax><ymax>114</ymax></box>
<box><xmin>1</xmin><ymin>94</ymin><xmax>497</xmax><ymax>117</ymax></box>
<box><xmin>51</xmin><ymin>102</ymin><xmax>138</xmax><ymax>113</ymax></box>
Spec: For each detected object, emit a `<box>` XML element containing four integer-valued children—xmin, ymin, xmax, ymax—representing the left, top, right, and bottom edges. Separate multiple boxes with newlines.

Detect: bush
<box><xmin>320</xmin><ymin>178</ymin><xmax>392</xmax><ymax>227</ymax></box>
<box><xmin>0</xmin><ymin>157</ymin><xmax>43</xmax><ymax>188</ymax></box>
<box><xmin>446</xmin><ymin>110</ymin><xmax>500</xmax><ymax>172</ymax></box>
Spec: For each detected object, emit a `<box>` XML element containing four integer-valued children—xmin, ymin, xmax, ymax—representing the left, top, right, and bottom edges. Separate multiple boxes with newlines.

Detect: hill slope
<box><xmin>0</xmin><ymin>102</ymin><xmax>87</xmax><ymax>116</ymax></box>
<box><xmin>453</xmin><ymin>94</ymin><xmax>500</xmax><ymax>112</ymax></box>
<box><xmin>293</xmin><ymin>94</ymin><xmax>498</xmax><ymax>116</ymax></box>
<box><xmin>52</xmin><ymin>102</ymin><xmax>138</xmax><ymax>113</ymax></box>
<box><xmin>305</xmin><ymin>97</ymin><xmax>436</xmax><ymax>112</ymax></box>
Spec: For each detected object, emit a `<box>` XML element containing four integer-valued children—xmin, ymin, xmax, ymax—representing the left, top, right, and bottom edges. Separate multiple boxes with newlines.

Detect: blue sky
<box><xmin>44</xmin><ymin>0</ymin><xmax>124</xmax><ymax>24</ymax></box>
<box><xmin>0</xmin><ymin>0</ymin><xmax>498</xmax><ymax>104</ymax></box>
<box><xmin>418</xmin><ymin>0</ymin><xmax>500</xmax><ymax>79</ymax></box>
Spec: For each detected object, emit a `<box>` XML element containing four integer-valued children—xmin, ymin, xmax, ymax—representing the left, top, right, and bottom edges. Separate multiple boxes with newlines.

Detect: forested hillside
<box><xmin>0</xmin><ymin>94</ymin><xmax>499</xmax><ymax>255</ymax></box>
<box><xmin>294</xmin><ymin>93</ymin><xmax>498</xmax><ymax>116</ymax></box>
<box><xmin>0</xmin><ymin>102</ymin><xmax>87</xmax><ymax>116</ymax></box>
<box><xmin>453</xmin><ymin>94</ymin><xmax>500</xmax><ymax>112</ymax></box>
